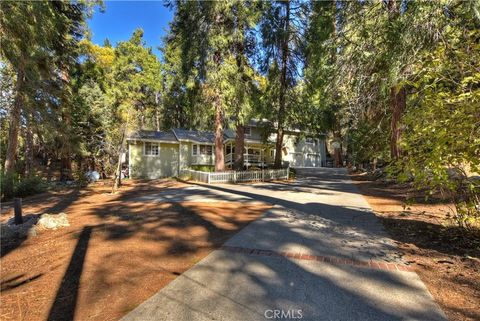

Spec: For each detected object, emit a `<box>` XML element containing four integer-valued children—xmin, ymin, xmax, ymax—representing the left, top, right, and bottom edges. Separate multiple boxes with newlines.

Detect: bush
<box><xmin>73</xmin><ymin>170</ymin><xmax>90</xmax><ymax>187</ymax></box>
<box><xmin>0</xmin><ymin>172</ymin><xmax>15</xmax><ymax>199</ymax></box>
<box><xmin>178</xmin><ymin>172</ymin><xmax>192</xmax><ymax>181</ymax></box>
<box><xmin>289</xmin><ymin>167</ymin><xmax>297</xmax><ymax>179</ymax></box>
<box><xmin>190</xmin><ymin>165</ymin><xmax>214</xmax><ymax>172</ymax></box>
<box><xmin>14</xmin><ymin>176</ymin><xmax>48</xmax><ymax>197</ymax></box>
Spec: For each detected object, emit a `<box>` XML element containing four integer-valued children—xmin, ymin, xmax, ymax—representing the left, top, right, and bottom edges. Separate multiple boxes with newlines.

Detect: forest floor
<box><xmin>351</xmin><ymin>172</ymin><xmax>480</xmax><ymax>321</ymax></box>
<box><xmin>0</xmin><ymin>179</ymin><xmax>271</xmax><ymax>321</ymax></box>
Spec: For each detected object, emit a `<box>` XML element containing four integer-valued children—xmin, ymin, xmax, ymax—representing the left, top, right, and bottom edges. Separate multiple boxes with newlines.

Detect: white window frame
<box><xmin>192</xmin><ymin>144</ymin><xmax>213</xmax><ymax>156</ymax></box>
<box><xmin>144</xmin><ymin>142</ymin><xmax>160</xmax><ymax>156</ymax></box>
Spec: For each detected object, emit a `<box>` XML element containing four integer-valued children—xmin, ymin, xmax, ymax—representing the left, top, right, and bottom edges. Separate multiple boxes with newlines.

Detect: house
<box><xmin>126</xmin><ymin>120</ymin><xmax>326</xmax><ymax>179</ymax></box>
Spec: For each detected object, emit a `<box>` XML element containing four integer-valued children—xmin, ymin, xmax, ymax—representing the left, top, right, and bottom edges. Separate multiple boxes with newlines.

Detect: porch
<box><xmin>224</xmin><ymin>141</ymin><xmax>273</xmax><ymax>169</ymax></box>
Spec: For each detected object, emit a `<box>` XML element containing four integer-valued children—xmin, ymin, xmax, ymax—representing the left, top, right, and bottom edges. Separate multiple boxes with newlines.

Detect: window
<box><xmin>305</xmin><ymin>137</ymin><xmax>314</xmax><ymax>145</ymax></box>
<box><xmin>193</xmin><ymin>144</ymin><xmax>213</xmax><ymax>156</ymax></box>
<box><xmin>270</xmin><ymin>150</ymin><xmax>275</xmax><ymax>157</ymax></box>
<box><xmin>144</xmin><ymin>142</ymin><xmax>159</xmax><ymax>156</ymax></box>
<box><xmin>244</xmin><ymin>126</ymin><xmax>251</xmax><ymax>136</ymax></box>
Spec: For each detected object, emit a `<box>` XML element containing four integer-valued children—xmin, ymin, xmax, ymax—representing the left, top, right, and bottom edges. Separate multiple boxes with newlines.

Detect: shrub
<box><xmin>14</xmin><ymin>176</ymin><xmax>48</xmax><ymax>197</ymax></box>
<box><xmin>190</xmin><ymin>165</ymin><xmax>214</xmax><ymax>172</ymax></box>
<box><xmin>178</xmin><ymin>172</ymin><xmax>192</xmax><ymax>181</ymax></box>
<box><xmin>289</xmin><ymin>167</ymin><xmax>297</xmax><ymax>179</ymax></box>
<box><xmin>0</xmin><ymin>172</ymin><xmax>15</xmax><ymax>199</ymax></box>
<box><xmin>73</xmin><ymin>170</ymin><xmax>89</xmax><ymax>187</ymax></box>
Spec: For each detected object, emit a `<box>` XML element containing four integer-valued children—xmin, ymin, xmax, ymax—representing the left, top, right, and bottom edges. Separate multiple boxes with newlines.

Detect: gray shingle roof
<box><xmin>172</xmin><ymin>128</ymin><xmax>215</xmax><ymax>143</ymax></box>
<box><xmin>223</xmin><ymin>129</ymin><xmax>236</xmax><ymax>140</ymax></box>
<box><xmin>129</xmin><ymin>130</ymin><xmax>178</xmax><ymax>142</ymax></box>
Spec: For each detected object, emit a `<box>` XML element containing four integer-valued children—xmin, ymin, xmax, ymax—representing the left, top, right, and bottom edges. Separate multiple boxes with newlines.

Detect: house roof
<box><xmin>128</xmin><ymin>124</ymin><xmax>325</xmax><ymax>144</ymax></box>
<box><xmin>247</xmin><ymin>119</ymin><xmax>271</xmax><ymax>127</ymax></box>
<box><xmin>128</xmin><ymin>130</ymin><xmax>178</xmax><ymax>142</ymax></box>
<box><xmin>223</xmin><ymin>128</ymin><xmax>236</xmax><ymax>140</ymax></box>
<box><xmin>172</xmin><ymin>128</ymin><xmax>216</xmax><ymax>143</ymax></box>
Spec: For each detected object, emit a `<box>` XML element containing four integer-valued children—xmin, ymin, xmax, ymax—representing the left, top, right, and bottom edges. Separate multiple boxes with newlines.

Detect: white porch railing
<box><xmin>180</xmin><ymin>167</ymin><xmax>289</xmax><ymax>184</ymax></box>
<box><xmin>225</xmin><ymin>153</ymin><xmax>266</xmax><ymax>166</ymax></box>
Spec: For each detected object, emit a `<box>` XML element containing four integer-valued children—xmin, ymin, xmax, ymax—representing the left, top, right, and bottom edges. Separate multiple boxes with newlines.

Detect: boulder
<box><xmin>1</xmin><ymin>214</ymin><xmax>39</xmax><ymax>239</ymax></box>
<box><xmin>36</xmin><ymin>213</ymin><xmax>69</xmax><ymax>230</ymax></box>
<box><xmin>86</xmin><ymin>170</ymin><xmax>100</xmax><ymax>182</ymax></box>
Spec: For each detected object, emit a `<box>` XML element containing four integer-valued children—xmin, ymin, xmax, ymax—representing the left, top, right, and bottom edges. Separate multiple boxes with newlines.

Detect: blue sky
<box><xmin>88</xmin><ymin>1</ymin><xmax>173</xmax><ymax>58</ymax></box>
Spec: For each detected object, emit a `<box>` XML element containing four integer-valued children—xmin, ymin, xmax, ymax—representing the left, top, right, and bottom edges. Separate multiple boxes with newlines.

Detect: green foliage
<box><xmin>394</xmin><ymin>17</ymin><xmax>480</xmax><ymax>228</ymax></box>
<box><xmin>288</xmin><ymin>167</ymin><xmax>296</xmax><ymax>180</ymax></box>
<box><xmin>14</xmin><ymin>176</ymin><xmax>48</xmax><ymax>198</ymax></box>
<box><xmin>73</xmin><ymin>170</ymin><xmax>90</xmax><ymax>188</ymax></box>
<box><xmin>1</xmin><ymin>0</ymin><xmax>479</xmax><ymax>223</ymax></box>
<box><xmin>190</xmin><ymin>165</ymin><xmax>214</xmax><ymax>172</ymax></box>
<box><xmin>1</xmin><ymin>173</ymin><xmax>47</xmax><ymax>199</ymax></box>
<box><xmin>163</xmin><ymin>0</ymin><xmax>262</xmax><ymax>130</ymax></box>
<box><xmin>346</xmin><ymin>120</ymin><xmax>390</xmax><ymax>165</ymax></box>
<box><xmin>302</xmin><ymin>0</ymin><xmax>479</xmax><ymax>228</ymax></box>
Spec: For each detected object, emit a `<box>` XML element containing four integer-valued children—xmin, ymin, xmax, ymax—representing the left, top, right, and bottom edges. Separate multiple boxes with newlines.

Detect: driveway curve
<box><xmin>123</xmin><ymin>168</ymin><xmax>446</xmax><ymax>321</ymax></box>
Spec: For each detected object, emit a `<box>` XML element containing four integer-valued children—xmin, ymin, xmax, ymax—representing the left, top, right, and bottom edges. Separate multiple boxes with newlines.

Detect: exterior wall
<box><xmin>129</xmin><ymin>141</ymin><xmax>180</xmax><ymax>179</ymax></box>
<box><xmin>192</xmin><ymin>154</ymin><xmax>215</xmax><ymax>165</ymax></box>
<box><xmin>179</xmin><ymin>142</ymin><xmax>191</xmax><ymax>169</ymax></box>
<box><xmin>245</xmin><ymin>125</ymin><xmax>264</xmax><ymax>141</ymax></box>
<box><xmin>224</xmin><ymin>134</ymin><xmax>326</xmax><ymax>167</ymax></box>
<box><xmin>127</xmin><ymin>131</ymin><xmax>327</xmax><ymax>178</ymax></box>
<box><xmin>182</xmin><ymin>142</ymin><xmax>215</xmax><ymax>165</ymax></box>
<box><xmin>282</xmin><ymin>134</ymin><xmax>325</xmax><ymax>167</ymax></box>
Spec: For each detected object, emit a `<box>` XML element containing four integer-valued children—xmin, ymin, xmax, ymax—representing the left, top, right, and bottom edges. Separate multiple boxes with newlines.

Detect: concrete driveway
<box><xmin>122</xmin><ymin>168</ymin><xmax>446</xmax><ymax>321</ymax></box>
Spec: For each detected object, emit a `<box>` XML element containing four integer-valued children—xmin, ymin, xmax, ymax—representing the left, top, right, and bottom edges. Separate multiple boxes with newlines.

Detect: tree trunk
<box><xmin>46</xmin><ymin>157</ymin><xmax>53</xmax><ymax>182</ymax></box>
<box><xmin>24</xmin><ymin>112</ymin><xmax>34</xmax><ymax>177</ymax></box>
<box><xmin>139</xmin><ymin>106</ymin><xmax>146</xmax><ymax>130</ymax></box>
<box><xmin>274</xmin><ymin>0</ymin><xmax>290</xmax><ymax>169</ymax></box>
<box><xmin>334</xmin><ymin>146</ymin><xmax>342</xmax><ymax>167</ymax></box>
<box><xmin>90</xmin><ymin>157</ymin><xmax>96</xmax><ymax>171</ymax></box>
<box><xmin>155</xmin><ymin>93</ymin><xmax>161</xmax><ymax>131</ymax></box>
<box><xmin>274</xmin><ymin>128</ymin><xmax>285</xmax><ymax>168</ymax></box>
<box><xmin>390</xmin><ymin>86</ymin><xmax>406</xmax><ymax>160</ymax></box>
<box><xmin>3</xmin><ymin>64</ymin><xmax>25</xmax><ymax>198</ymax></box>
<box><xmin>387</xmin><ymin>0</ymin><xmax>405</xmax><ymax>161</ymax></box>
<box><xmin>60</xmin><ymin>157</ymin><xmax>72</xmax><ymax>181</ymax></box>
<box><xmin>333</xmin><ymin>120</ymin><xmax>343</xmax><ymax>167</ymax></box>
<box><xmin>112</xmin><ymin>124</ymin><xmax>127</xmax><ymax>192</ymax></box>
<box><xmin>234</xmin><ymin>124</ymin><xmax>245</xmax><ymax>170</ymax></box>
<box><xmin>60</xmin><ymin>111</ymin><xmax>73</xmax><ymax>181</ymax></box>
<box><xmin>214</xmin><ymin>94</ymin><xmax>225</xmax><ymax>172</ymax></box>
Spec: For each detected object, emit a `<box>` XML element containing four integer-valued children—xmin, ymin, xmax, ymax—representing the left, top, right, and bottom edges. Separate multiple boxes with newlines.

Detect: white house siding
<box><xmin>283</xmin><ymin>134</ymin><xmax>324</xmax><ymax>167</ymax></box>
<box><xmin>129</xmin><ymin>142</ymin><xmax>180</xmax><ymax>179</ymax></box>
<box><xmin>245</xmin><ymin>125</ymin><xmax>264</xmax><ymax>141</ymax></box>
<box><xmin>179</xmin><ymin>143</ymin><xmax>191</xmax><ymax>169</ymax></box>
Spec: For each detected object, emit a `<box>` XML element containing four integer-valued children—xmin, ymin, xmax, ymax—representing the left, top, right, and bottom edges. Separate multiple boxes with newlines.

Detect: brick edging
<box><xmin>220</xmin><ymin>245</ymin><xmax>414</xmax><ymax>272</ymax></box>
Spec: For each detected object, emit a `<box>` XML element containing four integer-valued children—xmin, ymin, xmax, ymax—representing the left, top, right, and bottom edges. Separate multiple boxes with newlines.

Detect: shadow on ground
<box><xmin>0</xmin><ymin>171</ymin><xmax>448</xmax><ymax>321</ymax></box>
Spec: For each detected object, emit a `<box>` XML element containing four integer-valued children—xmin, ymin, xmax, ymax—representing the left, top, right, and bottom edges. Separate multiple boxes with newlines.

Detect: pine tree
<box><xmin>259</xmin><ymin>0</ymin><xmax>307</xmax><ymax>168</ymax></box>
<box><xmin>0</xmin><ymin>1</ymin><xmax>91</xmax><ymax>197</ymax></box>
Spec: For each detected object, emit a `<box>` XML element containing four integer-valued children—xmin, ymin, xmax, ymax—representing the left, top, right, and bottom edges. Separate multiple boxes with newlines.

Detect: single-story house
<box><xmin>126</xmin><ymin>120</ymin><xmax>326</xmax><ymax>179</ymax></box>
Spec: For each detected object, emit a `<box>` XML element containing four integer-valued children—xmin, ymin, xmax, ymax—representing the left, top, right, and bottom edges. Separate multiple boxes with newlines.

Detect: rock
<box><xmin>447</xmin><ymin>168</ymin><xmax>466</xmax><ymax>181</ymax></box>
<box><xmin>28</xmin><ymin>226</ymin><xmax>37</xmax><ymax>237</ymax></box>
<box><xmin>86</xmin><ymin>170</ymin><xmax>100</xmax><ymax>182</ymax></box>
<box><xmin>1</xmin><ymin>214</ymin><xmax>39</xmax><ymax>239</ymax></box>
<box><xmin>36</xmin><ymin>213</ymin><xmax>69</xmax><ymax>230</ymax></box>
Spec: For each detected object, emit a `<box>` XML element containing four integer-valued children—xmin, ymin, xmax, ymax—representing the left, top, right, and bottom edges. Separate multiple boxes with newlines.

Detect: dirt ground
<box><xmin>0</xmin><ymin>180</ymin><xmax>270</xmax><ymax>321</ymax></box>
<box><xmin>351</xmin><ymin>173</ymin><xmax>480</xmax><ymax>321</ymax></box>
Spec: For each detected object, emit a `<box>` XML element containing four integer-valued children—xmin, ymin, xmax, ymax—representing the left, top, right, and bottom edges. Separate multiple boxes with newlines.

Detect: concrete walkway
<box><xmin>122</xmin><ymin>168</ymin><xmax>446</xmax><ymax>321</ymax></box>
